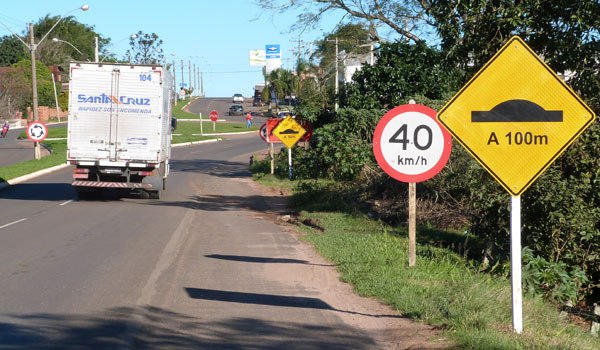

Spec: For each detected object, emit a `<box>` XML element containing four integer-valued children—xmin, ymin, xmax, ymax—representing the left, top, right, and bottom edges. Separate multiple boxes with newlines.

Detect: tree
<box><xmin>8</xmin><ymin>59</ymin><xmax>58</xmax><ymax>110</ymax></box>
<box><xmin>32</xmin><ymin>14</ymin><xmax>109</xmax><ymax>66</ymax></box>
<box><xmin>422</xmin><ymin>0</ymin><xmax>600</xmax><ymax>108</ymax></box>
<box><xmin>0</xmin><ymin>35</ymin><xmax>27</xmax><ymax>66</ymax></box>
<box><xmin>126</xmin><ymin>31</ymin><xmax>164</xmax><ymax>65</ymax></box>
<box><xmin>256</xmin><ymin>0</ymin><xmax>431</xmax><ymax>42</ymax></box>
<box><xmin>340</xmin><ymin>40</ymin><xmax>462</xmax><ymax>109</ymax></box>
<box><xmin>0</xmin><ymin>65</ymin><xmax>29</xmax><ymax>118</ymax></box>
<box><xmin>266</xmin><ymin>68</ymin><xmax>293</xmax><ymax>112</ymax></box>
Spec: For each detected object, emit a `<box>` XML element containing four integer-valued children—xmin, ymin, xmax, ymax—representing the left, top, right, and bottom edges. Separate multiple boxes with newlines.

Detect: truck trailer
<box><xmin>67</xmin><ymin>62</ymin><xmax>175</xmax><ymax>199</ymax></box>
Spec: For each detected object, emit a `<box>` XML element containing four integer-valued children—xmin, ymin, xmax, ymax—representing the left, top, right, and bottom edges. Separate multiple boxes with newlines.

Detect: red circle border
<box><xmin>372</xmin><ymin>104</ymin><xmax>452</xmax><ymax>183</ymax></box>
<box><xmin>27</xmin><ymin>121</ymin><xmax>48</xmax><ymax>142</ymax></box>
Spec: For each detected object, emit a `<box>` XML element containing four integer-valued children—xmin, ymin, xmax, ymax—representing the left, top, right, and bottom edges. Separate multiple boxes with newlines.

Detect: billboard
<box><xmin>249</xmin><ymin>50</ymin><xmax>266</xmax><ymax>66</ymax></box>
<box><xmin>265</xmin><ymin>44</ymin><xmax>281</xmax><ymax>73</ymax></box>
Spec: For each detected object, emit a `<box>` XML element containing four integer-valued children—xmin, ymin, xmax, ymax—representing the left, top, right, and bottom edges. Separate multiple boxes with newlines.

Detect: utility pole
<box><xmin>29</xmin><ymin>23</ymin><xmax>41</xmax><ymax>159</ymax></box>
<box><xmin>181</xmin><ymin>59</ymin><xmax>184</xmax><ymax>95</ymax></box>
<box><xmin>173</xmin><ymin>58</ymin><xmax>177</xmax><ymax>106</ymax></box>
<box><xmin>188</xmin><ymin>60</ymin><xmax>192</xmax><ymax>95</ymax></box>
<box><xmin>326</xmin><ymin>37</ymin><xmax>340</xmax><ymax>111</ymax></box>
<box><xmin>193</xmin><ymin>64</ymin><xmax>197</xmax><ymax>97</ymax></box>
<box><xmin>200</xmin><ymin>72</ymin><xmax>204</xmax><ymax>97</ymax></box>
<box><xmin>290</xmin><ymin>39</ymin><xmax>303</xmax><ymax>72</ymax></box>
<box><xmin>94</xmin><ymin>36</ymin><xmax>98</xmax><ymax>62</ymax></box>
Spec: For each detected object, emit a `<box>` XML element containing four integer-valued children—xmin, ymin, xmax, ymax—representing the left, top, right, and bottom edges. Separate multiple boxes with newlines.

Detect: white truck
<box><xmin>67</xmin><ymin>62</ymin><xmax>175</xmax><ymax>199</ymax></box>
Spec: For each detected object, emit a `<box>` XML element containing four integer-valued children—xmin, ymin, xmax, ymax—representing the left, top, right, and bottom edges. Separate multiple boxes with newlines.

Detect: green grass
<box><xmin>18</xmin><ymin>127</ymin><xmax>67</xmax><ymax>139</ymax></box>
<box><xmin>173</xmin><ymin>99</ymin><xmax>201</xmax><ymax>119</ymax></box>
<box><xmin>251</xmin><ymin>172</ymin><xmax>600</xmax><ymax>349</ymax></box>
<box><xmin>0</xmin><ymin>140</ymin><xmax>67</xmax><ymax>182</ymax></box>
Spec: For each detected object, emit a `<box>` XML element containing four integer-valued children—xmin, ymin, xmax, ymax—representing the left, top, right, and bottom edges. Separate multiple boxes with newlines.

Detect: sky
<box><xmin>0</xmin><ymin>0</ymin><xmax>346</xmax><ymax>97</ymax></box>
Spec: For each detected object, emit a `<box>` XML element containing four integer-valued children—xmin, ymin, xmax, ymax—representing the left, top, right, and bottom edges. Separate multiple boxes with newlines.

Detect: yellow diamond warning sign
<box><xmin>437</xmin><ymin>36</ymin><xmax>595</xmax><ymax>196</ymax></box>
<box><xmin>273</xmin><ymin>116</ymin><xmax>306</xmax><ymax>148</ymax></box>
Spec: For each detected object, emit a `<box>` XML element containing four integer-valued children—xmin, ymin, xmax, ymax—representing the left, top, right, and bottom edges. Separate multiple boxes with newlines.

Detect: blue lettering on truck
<box><xmin>77</xmin><ymin>94</ymin><xmax>150</xmax><ymax>105</ymax></box>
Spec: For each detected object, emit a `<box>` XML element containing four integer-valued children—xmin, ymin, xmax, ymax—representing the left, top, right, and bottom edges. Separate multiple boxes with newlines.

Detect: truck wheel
<box><xmin>148</xmin><ymin>190</ymin><xmax>160</xmax><ymax>199</ymax></box>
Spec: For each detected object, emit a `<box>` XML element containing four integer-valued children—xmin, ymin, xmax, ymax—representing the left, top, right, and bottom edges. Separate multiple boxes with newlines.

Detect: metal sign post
<box><xmin>511</xmin><ymin>195</ymin><xmax>523</xmax><ymax>334</ymax></box>
<box><xmin>199</xmin><ymin>113</ymin><xmax>203</xmax><ymax>136</ymax></box>
<box><xmin>272</xmin><ymin>116</ymin><xmax>306</xmax><ymax>180</ymax></box>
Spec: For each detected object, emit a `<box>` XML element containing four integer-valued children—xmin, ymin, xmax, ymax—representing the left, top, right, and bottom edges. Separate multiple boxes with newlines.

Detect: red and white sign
<box><xmin>209</xmin><ymin>110</ymin><xmax>219</xmax><ymax>122</ymax></box>
<box><xmin>373</xmin><ymin>104</ymin><xmax>452</xmax><ymax>183</ymax></box>
<box><xmin>27</xmin><ymin>121</ymin><xmax>48</xmax><ymax>142</ymax></box>
<box><xmin>265</xmin><ymin>119</ymin><xmax>282</xmax><ymax>143</ymax></box>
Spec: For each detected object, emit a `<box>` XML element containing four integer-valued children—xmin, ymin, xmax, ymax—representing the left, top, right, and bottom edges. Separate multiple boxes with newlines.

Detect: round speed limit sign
<box><xmin>373</xmin><ymin>104</ymin><xmax>452</xmax><ymax>183</ymax></box>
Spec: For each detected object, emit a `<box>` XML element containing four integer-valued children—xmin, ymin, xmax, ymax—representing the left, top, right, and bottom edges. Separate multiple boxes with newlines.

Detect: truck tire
<box><xmin>148</xmin><ymin>190</ymin><xmax>160</xmax><ymax>199</ymax></box>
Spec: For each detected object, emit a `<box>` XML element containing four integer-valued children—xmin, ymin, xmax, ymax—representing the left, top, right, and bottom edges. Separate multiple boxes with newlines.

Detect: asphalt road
<box><xmin>0</xmin><ymin>120</ymin><xmax>381</xmax><ymax>349</ymax></box>
<box><xmin>183</xmin><ymin>97</ymin><xmax>270</xmax><ymax>126</ymax></box>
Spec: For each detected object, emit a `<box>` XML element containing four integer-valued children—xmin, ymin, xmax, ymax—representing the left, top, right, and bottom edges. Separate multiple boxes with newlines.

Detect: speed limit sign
<box><xmin>373</xmin><ymin>104</ymin><xmax>452</xmax><ymax>183</ymax></box>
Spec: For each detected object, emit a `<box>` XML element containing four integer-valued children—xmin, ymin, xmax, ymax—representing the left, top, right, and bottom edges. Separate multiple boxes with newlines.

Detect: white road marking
<box><xmin>59</xmin><ymin>200</ymin><xmax>74</xmax><ymax>206</ymax></box>
<box><xmin>0</xmin><ymin>218</ymin><xmax>27</xmax><ymax>229</ymax></box>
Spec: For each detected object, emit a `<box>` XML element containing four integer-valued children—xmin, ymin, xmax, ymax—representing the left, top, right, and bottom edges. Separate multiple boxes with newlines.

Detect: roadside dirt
<box><xmin>245</xmin><ymin>178</ymin><xmax>454</xmax><ymax>350</ymax></box>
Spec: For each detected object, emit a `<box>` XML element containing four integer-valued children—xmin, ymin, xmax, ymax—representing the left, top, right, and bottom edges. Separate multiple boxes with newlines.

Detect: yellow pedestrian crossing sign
<box><xmin>437</xmin><ymin>36</ymin><xmax>595</xmax><ymax>196</ymax></box>
<box><xmin>273</xmin><ymin>116</ymin><xmax>306</xmax><ymax>148</ymax></box>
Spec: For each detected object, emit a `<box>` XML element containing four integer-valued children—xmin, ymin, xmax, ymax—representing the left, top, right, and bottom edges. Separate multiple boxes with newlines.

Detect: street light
<box><xmin>100</xmin><ymin>33</ymin><xmax>138</xmax><ymax>62</ymax></box>
<box><xmin>52</xmin><ymin>38</ymin><xmax>84</xmax><ymax>57</ymax></box>
<box><xmin>0</xmin><ymin>4</ymin><xmax>89</xmax><ymax>159</ymax></box>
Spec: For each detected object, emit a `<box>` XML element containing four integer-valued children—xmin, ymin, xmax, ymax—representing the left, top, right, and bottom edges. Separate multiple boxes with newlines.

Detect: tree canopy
<box><xmin>255</xmin><ymin>0</ymin><xmax>431</xmax><ymax>42</ymax></box>
<box><xmin>126</xmin><ymin>31</ymin><xmax>164</xmax><ymax>65</ymax></box>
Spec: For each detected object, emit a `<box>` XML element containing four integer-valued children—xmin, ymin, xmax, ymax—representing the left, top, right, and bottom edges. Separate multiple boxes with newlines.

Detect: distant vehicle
<box><xmin>233</xmin><ymin>93</ymin><xmax>244</xmax><ymax>103</ymax></box>
<box><xmin>253</xmin><ymin>97</ymin><xmax>263</xmax><ymax>106</ymax></box>
<box><xmin>228</xmin><ymin>104</ymin><xmax>244</xmax><ymax>116</ymax></box>
<box><xmin>278</xmin><ymin>111</ymin><xmax>295</xmax><ymax>119</ymax></box>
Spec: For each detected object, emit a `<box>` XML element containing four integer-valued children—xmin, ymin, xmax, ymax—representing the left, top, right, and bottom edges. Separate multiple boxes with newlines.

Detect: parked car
<box><xmin>278</xmin><ymin>111</ymin><xmax>295</xmax><ymax>119</ymax></box>
<box><xmin>232</xmin><ymin>93</ymin><xmax>244</xmax><ymax>103</ymax></box>
<box><xmin>228</xmin><ymin>104</ymin><xmax>244</xmax><ymax>116</ymax></box>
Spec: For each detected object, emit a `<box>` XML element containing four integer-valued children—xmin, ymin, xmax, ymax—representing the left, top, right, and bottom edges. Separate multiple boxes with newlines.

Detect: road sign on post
<box><xmin>27</xmin><ymin>121</ymin><xmax>48</xmax><ymax>142</ymax></box>
<box><xmin>273</xmin><ymin>116</ymin><xmax>306</xmax><ymax>179</ymax></box>
<box><xmin>373</xmin><ymin>103</ymin><xmax>452</xmax><ymax>267</ymax></box>
<box><xmin>436</xmin><ymin>36</ymin><xmax>596</xmax><ymax>335</ymax></box>
<box><xmin>209</xmin><ymin>110</ymin><xmax>218</xmax><ymax>131</ymax></box>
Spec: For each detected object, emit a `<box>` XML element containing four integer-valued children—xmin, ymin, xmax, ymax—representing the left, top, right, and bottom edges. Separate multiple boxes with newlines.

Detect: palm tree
<box><xmin>267</xmin><ymin>68</ymin><xmax>289</xmax><ymax>113</ymax></box>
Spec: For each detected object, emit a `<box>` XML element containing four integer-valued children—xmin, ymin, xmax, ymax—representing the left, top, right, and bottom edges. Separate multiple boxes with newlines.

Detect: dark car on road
<box><xmin>228</xmin><ymin>104</ymin><xmax>244</xmax><ymax>116</ymax></box>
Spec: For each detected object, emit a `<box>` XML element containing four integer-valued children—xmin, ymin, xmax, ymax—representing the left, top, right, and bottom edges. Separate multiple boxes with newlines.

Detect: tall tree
<box><xmin>422</xmin><ymin>0</ymin><xmax>600</xmax><ymax>109</ymax></box>
<box><xmin>126</xmin><ymin>31</ymin><xmax>164</xmax><ymax>65</ymax></box>
<box><xmin>340</xmin><ymin>40</ymin><xmax>462</xmax><ymax>109</ymax></box>
<box><xmin>256</xmin><ymin>0</ymin><xmax>431</xmax><ymax>42</ymax></box>
<box><xmin>0</xmin><ymin>35</ymin><xmax>27</xmax><ymax>66</ymax></box>
<box><xmin>32</xmin><ymin>14</ymin><xmax>109</xmax><ymax>65</ymax></box>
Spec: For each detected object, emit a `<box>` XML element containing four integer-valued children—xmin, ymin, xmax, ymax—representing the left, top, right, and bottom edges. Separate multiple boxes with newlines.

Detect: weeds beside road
<box><xmin>250</xmin><ymin>167</ymin><xmax>600</xmax><ymax>349</ymax></box>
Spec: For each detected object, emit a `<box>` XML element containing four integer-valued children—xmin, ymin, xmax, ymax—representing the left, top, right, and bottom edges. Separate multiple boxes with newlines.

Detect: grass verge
<box><xmin>0</xmin><ymin>140</ymin><xmax>67</xmax><ymax>182</ymax></box>
<box><xmin>251</xmin><ymin>167</ymin><xmax>600</xmax><ymax>349</ymax></box>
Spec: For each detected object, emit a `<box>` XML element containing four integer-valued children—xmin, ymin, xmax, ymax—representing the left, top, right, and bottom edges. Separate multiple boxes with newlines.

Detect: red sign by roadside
<box><xmin>209</xmin><ymin>110</ymin><xmax>218</xmax><ymax>122</ymax></box>
<box><xmin>265</xmin><ymin>119</ymin><xmax>282</xmax><ymax>143</ymax></box>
